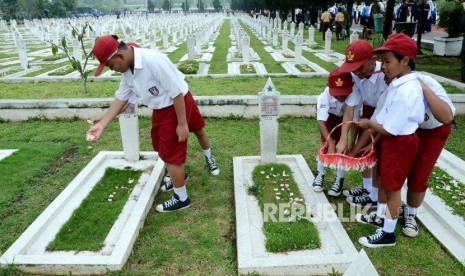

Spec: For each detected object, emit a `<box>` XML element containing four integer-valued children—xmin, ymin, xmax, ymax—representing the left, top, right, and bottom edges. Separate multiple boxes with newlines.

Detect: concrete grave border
<box><xmin>234</xmin><ymin>154</ymin><xmax>359</xmax><ymax>275</ymax></box>
<box><xmin>0</xmin><ymin>149</ymin><xmax>18</xmax><ymax>162</ymax></box>
<box><xmin>0</xmin><ymin>151</ymin><xmax>165</xmax><ymax>275</ymax></box>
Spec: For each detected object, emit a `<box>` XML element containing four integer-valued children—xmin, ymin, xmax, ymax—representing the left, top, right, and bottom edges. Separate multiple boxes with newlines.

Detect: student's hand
<box><xmin>358</xmin><ymin>118</ymin><xmax>371</xmax><ymax>130</ymax></box>
<box><xmin>87</xmin><ymin>123</ymin><xmax>105</xmax><ymax>142</ymax></box>
<box><xmin>176</xmin><ymin>123</ymin><xmax>189</xmax><ymax>142</ymax></box>
<box><xmin>336</xmin><ymin>140</ymin><xmax>347</xmax><ymax>154</ymax></box>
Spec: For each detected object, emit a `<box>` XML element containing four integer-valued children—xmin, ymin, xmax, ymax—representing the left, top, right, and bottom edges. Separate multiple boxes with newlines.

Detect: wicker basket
<box><xmin>317</xmin><ymin>121</ymin><xmax>377</xmax><ymax>171</ymax></box>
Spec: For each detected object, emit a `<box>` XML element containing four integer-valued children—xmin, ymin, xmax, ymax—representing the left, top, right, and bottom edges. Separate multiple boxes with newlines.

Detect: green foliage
<box><xmin>213</xmin><ymin>0</ymin><xmax>222</xmax><ymax>11</ymax></box>
<box><xmin>438</xmin><ymin>0</ymin><xmax>464</xmax><ymax>38</ymax></box>
<box><xmin>178</xmin><ymin>60</ymin><xmax>199</xmax><ymax>74</ymax></box>
<box><xmin>50</xmin><ymin>22</ymin><xmax>93</xmax><ymax>93</ymax></box>
<box><xmin>43</xmin><ymin>53</ymin><xmax>66</xmax><ymax>61</ymax></box>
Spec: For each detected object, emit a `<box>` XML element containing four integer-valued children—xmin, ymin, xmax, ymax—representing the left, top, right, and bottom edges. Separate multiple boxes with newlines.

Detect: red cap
<box><xmin>373</xmin><ymin>33</ymin><xmax>418</xmax><ymax>60</ymax></box>
<box><xmin>328</xmin><ymin>68</ymin><xmax>354</xmax><ymax>96</ymax></box>
<box><xmin>126</xmin><ymin>41</ymin><xmax>141</xmax><ymax>48</ymax></box>
<box><xmin>91</xmin><ymin>35</ymin><xmax>120</xmax><ymax>77</ymax></box>
<box><xmin>338</xmin><ymin>40</ymin><xmax>374</xmax><ymax>73</ymax></box>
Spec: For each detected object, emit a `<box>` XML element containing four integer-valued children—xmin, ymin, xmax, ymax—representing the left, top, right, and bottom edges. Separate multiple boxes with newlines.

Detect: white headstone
<box><xmin>295</xmin><ymin>34</ymin><xmax>303</xmax><ymax>64</ymax></box>
<box><xmin>350</xmin><ymin>31</ymin><xmax>359</xmax><ymax>44</ymax></box>
<box><xmin>242</xmin><ymin>35</ymin><xmax>250</xmax><ymax>64</ymax></box>
<box><xmin>118</xmin><ymin>103</ymin><xmax>140</xmax><ymax>162</ymax></box>
<box><xmin>149</xmin><ymin>32</ymin><xmax>156</xmax><ymax>49</ymax></box>
<box><xmin>308</xmin><ymin>26</ymin><xmax>315</xmax><ymax>45</ymax></box>
<box><xmin>282</xmin><ymin>30</ymin><xmax>289</xmax><ymax>51</ymax></box>
<box><xmin>272</xmin><ymin>28</ymin><xmax>279</xmax><ymax>47</ymax></box>
<box><xmin>72</xmin><ymin>39</ymin><xmax>83</xmax><ymax>64</ymax></box>
<box><xmin>187</xmin><ymin>35</ymin><xmax>195</xmax><ymax>60</ymax></box>
<box><xmin>15</xmin><ymin>33</ymin><xmax>28</xmax><ymax>70</ymax></box>
<box><xmin>258</xmin><ymin>78</ymin><xmax>280</xmax><ymax>163</ymax></box>
<box><xmin>325</xmin><ymin>29</ymin><xmax>332</xmax><ymax>54</ymax></box>
<box><xmin>290</xmin><ymin>21</ymin><xmax>295</xmax><ymax>39</ymax></box>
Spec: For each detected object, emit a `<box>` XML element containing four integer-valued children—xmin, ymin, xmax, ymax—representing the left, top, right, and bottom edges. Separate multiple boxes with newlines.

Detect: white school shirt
<box><xmin>346</xmin><ymin>62</ymin><xmax>387</xmax><ymax>108</ymax></box>
<box><xmin>417</xmin><ymin>74</ymin><xmax>456</xmax><ymax>129</ymax></box>
<box><xmin>316</xmin><ymin>87</ymin><xmax>361</xmax><ymax>121</ymax></box>
<box><xmin>115</xmin><ymin>47</ymin><xmax>188</xmax><ymax>110</ymax></box>
<box><xmin>375</xmin><ymin>72</ymin><xmax>425</xmax><ymax>135</ymax></box>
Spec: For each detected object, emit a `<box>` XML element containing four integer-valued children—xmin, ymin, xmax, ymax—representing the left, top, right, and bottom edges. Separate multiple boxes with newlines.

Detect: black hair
<box><xmin>118</xmin><ymin>40</ymin><xmax>128</xmax><ymax>50</ymax></box>
<box><xmin>393</xmin><ymin>52</ymin><xmax>416</xmax><ymax>71</ymax></box>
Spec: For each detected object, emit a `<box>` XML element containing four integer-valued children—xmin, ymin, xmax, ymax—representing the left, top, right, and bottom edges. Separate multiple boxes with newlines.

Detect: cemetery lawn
<box><xmin>1</xmin><ymin>115</ymin><xmax>465</xmax><ymax>275</ymax></box>
<box><xmin>1</xmin><ymin>77</ymin><xmax>463</xmax><ymax>99</ymax></box>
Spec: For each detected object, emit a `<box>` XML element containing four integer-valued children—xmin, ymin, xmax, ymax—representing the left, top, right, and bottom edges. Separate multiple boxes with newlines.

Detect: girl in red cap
<box><xmin>357</xmin><ymin>34</ymin><xmax>425</xmax><ymax>247</ymax></box>
<box><xmin>312</xmin><ymin>68</ymin><xmax>360</xmax><ymax>196</ymax></box>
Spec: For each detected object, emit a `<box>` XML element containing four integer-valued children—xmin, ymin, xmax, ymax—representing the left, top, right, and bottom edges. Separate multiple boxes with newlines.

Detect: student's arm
<box><xmin>358</xmin><ymin>118</ymin><xmax>391</xmax><ymax>136</ymax></box>
<box><xmin>87</xmin><ymin>98</ymin><xmax>128</xmax><ymax>141</ymax></box>
<box><xmin>317</xmin><ymin>120</ymin><xmax>336</xmax><ymax>153</ymax></box>
<box><xmin>336</xmin><ymin>106</ymin><xmax>354</xmax><ymax>153</ymax></box>
<box><xmin>420</xmin><ymin>80</ymin><xmax>454</xmax><ymax>124</ymax></box>
<box><xmin>173</xmin><ymin>93</ymin><xmax>189</xmax><ymax>142</ymax></box>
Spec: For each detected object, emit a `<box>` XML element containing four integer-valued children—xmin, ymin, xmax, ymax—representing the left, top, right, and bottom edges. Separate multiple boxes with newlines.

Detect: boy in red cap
<box><xmin>312</xmin><ymin>68</ymin><xmax>360</xmax><ymax>196</ymax></box>
<box><xmin>87</xmin><ymin>35</ymin><xmax>219</xmax><ymax>212</ymax></box>
<box><xmin>357</xmin><ymin>33</ymin><xmax>424</xmax><ymax>247</ymax></box>
<box><xmin>336</xmin><ymin>40</ymin><xmax>387</xmax><ymax>207</ymax></box>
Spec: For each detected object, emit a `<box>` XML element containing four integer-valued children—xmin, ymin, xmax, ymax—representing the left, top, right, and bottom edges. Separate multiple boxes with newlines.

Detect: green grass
<box><xmin>0</xmin><ymin>116</ymin><xmax>464</xmax><ymax>275</ymax></box>
<box><xmin>251</xmin><ymin>164</ymin><xmax>320</xmax><ymax>252</ymax></box>
<box><xmin>48</xmin><ymin>65</ymin><xmax>76</xmax><ymax>76</ymax></box>
<box><xmin>177</xmin><ymin>60</ymin><xmax>200</xmax><ymax>74</ymax></box>
<box><xmin>209</xmin><ymin>19</ymin><xmax>230</xmax><ymax>74</ymax></box>
<box><xmin>167</xmin><ymin>40</ymin><xmax>188</xmax><ymax>63</ymax></box>
<box><xmin>22</xmin><ymin>61</ymin><xmax>68</xmax><ymax>77</ymax></box>
<box><xmin>47</xmin><ymin>167</ymin><xmax>142</xmax><ymax>251</ymax></box>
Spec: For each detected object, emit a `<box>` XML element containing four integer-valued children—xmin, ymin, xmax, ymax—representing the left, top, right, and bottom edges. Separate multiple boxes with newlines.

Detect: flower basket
<box><xmin>317</xmin><ymin>121</ymin><xmax>377</xmax><ymax>171</ymax></box>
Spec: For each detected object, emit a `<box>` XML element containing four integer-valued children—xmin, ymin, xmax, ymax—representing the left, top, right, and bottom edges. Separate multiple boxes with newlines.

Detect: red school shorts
<box><xmin>320</xmin><ymin>113</ymin><xmax>343</xmax><ymax>143</ymax></box>
<box><xmin>407</xmin><ymin>124</ymin><xmax>452</xmax><ymax>192</ymax></box>
<box><xmin>379</xmin><ymin>134</ymin><xmax>419</xmax><ymax>192</ymax></box>
<box><xmin>151</xmin><ymin>92</ymin><xmax>205</xmax><ymax>165</ymax></box>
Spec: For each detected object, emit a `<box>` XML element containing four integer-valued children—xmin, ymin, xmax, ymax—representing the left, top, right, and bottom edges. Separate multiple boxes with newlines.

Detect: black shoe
<box><xmin>359</xmin><ymin>228</ymin><xmax>396</xmax><ymax>248</ymax></box>
<box><xmin>155</xmin><ymin>193</ymin><xmax>190</xmax><ymax>212</ymax></box>
<box><xmin>343</xmin><ymin>186</ymin><xmax>369</xmax><ymax>197</ymax></box>
<box><xmin>403</xmin><ymin>215</ymin><xmax>419</xmax><ymax>237</ymax></box>
<box><xmin>312</xmin><ymin>172</ymin><xmax>324</xmax><ymax>192</ymax></box>
<box><xmin>205</xmin><ymin>155</ymin><xmax>220</xmax><ymax>175</ymax></box>
<box><xmin>161</xmin><ymin>173</ymin><xmax>189</xmax><ymax>192</ymax></box>
<box><xmin>328</xmin><ymin>177</ymin><xmax>344</xmax><ymax>197</ymax></box>
<box><xmin>355</xmin><ymin>211</ymin><xmax>384</xmax><ymax>228</ymax></box>
<box><xmin>346</xmin><ymin>194</ymin><xmax>378</xmax><ymax>207</ymax></box>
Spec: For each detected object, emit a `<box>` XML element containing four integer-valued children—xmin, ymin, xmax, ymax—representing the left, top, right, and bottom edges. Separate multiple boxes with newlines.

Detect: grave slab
<box><xmin>0</xmin><ymin>149</ymin><xmax>18</xmax><ymax>161</ymax></box>
<box><xmin>234</xmin><ymin>154</ymin><xmax>358</xmax><ymax>275</ymax></box>
<box><xmin>0</xmin><ymin>151</ymin><xmax>165</xmax><ymax>275</ymax></box>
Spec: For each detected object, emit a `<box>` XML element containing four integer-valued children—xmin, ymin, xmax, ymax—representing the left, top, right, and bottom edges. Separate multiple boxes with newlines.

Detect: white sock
<box><xmin>336</xmin><ymin>169</ymin><xmax>345</xmax><ymax>178</ymax></box>
<box><xmin>203</xmin><ymin>148</ymin><xmax>212</xmax><ymax>159</ymax></box>
<box><xmin>369</xmin><ymin>187</ymin><xmax>378</xmax><ymax>201</ymax></box>
<box><xmin>362</xmin><ymin>177</ymin><xmax>373</xmax><ymax>192</ymax></box>
<box><xmin>317</xmin><ymin>162</ymin><xmax>325</xmax><ymax>175</ymax></box>
<box><xmin>376</xmin><ymin>203</ymin><xmax>387</xmax><ymax>218</ymax></box>
<box><xmin>406</xmin><ymin>204</ymin><xmax>417</xmax><ymax>217</ymax></box>
<box><xmin>383</xmin><ymin>217</ymin><xmax>398</xmax><ymax>233</ymax></box>
<box><xmin>174</xmin><ymin>186</ymin><xmax>188</xmax><ymax>202</ymax></box>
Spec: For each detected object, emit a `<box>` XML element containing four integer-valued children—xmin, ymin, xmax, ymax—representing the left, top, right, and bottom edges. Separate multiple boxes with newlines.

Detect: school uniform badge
<box><xmin>148</xmin><ymin>86</ymin><xmax>159</xmax><ymax>96</ymax></box>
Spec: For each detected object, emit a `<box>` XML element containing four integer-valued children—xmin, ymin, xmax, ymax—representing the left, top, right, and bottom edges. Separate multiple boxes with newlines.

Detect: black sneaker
<box><xmin>355</xmin><ymin>211</ymin><xmax>384</xmax><ymax>228</ymax></box>
<box><xmin>328</xmin><ymin>177</ymin><xmax>344</xmax><ymax>197</ymax></box>
<box><xmin>312</xmin><ymin>173</ymin><xmax>324</xmax><ymax>192</ymax></box>
<box><xmin>346</xmin><ymin>194</ymin><xmax>378</xmax><ymax>207</ymax></box>
<box><xmin>343</xmin><ymin>186</ymin><xmax>369</xmax><ymax>197</ymax></box>
<box><xmin>205</xmin><ymin>156</ymin><xmax>220</xmax><ymax>175</ymax></box>
<box><xmin>359</xmin><ymin>228</ymin><xmax>396</xmax><ymax>248</ymax></box>
<box><xmin>161</xmin><ymin>173</ymin><xmax>189</xmax><ymax>193</ymax></box>
<box><xmin>155</xmin><ymin>193</ymin><xmax>191</xmax><ymax>212</ymax></box>
<box><xmin>403</xmin><ymin>215</ymin><xmax>419</xmax><ymax>237</ymax></box>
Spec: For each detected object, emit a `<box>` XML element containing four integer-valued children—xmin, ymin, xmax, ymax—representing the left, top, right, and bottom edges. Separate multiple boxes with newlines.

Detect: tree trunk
<box><xmin>383</xmin><ymin>0</ymin><xmax>396</xmax><ymax>39</ymax></box>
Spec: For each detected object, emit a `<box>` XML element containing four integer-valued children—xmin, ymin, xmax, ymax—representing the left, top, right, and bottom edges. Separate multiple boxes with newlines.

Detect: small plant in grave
<box><xmin>296</xmin><ymin>64</ymin><xmax>313</xmax><ymax>72</ymax></box>
<box><xmin>240</xmin><ymin>64</ymin><xmax>256</xmax><ymax>74</ymax></box>
<box><xmin>50</xmin><ymin>23</ymin><xmax>93</xmax><ymax>93</ymax></box>
<box><xmin>282</xmin><ymin>51</ymin><xmax>294</xmax><ymax>58</ymax></box>
<box><xmin>234</xmin><ymin>51</ymin><xmax>243</xmax><ymax>58</ymax></box>
<box><xmin>250</xmin><ymin>163</ymin><xmax>320</xmax><ymax>252</ymax></box>
<box><xmin>42</xmin><ymin>53</ymin><xmax>66</xmax><ymax>61</ymax></box>
<box><xmin>429</xmin><ymin>167</ymin><xmax>465</xmax><ymax>219</ymax></box>
<box><xmin>178</xmin><ymin>60</ymin><xmax>199</xmax><ymax>74</ymax></box>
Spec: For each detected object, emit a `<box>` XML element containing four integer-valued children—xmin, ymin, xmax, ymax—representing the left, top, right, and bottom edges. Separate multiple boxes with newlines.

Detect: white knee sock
<box><xmin>363</xmin><ymin>177</ymin><xmax>373</xmax><ymax>192</ymax></box>
<box><xmin>174</xmin><ymin>186</ymin><xmax>188</xmax><ymax>201</ymax></box>
<box><xmin>369</xmin><ymin>187</ymin><xmax>378</xmax><ymax>201</ymax></box>
<box><xmin>406</xmin><ymin>204</ymin><xmax>417</xmax><ymax>217</ymax></box>
<box><xmin>376</xmin><ymin>203</ymin><xmax>387</xmax><ymax>218</ymax></box>
<box><xmin>383</xmin><ymin>218</ymin><xmax>398</xmax><ymax>233</ymax></box>
<box><xmin>317</xmin><ymin>162</ymin><xmax>325</xmax><ymax>175</ymax></box>
<box><xmin>336</xmin><ymin>169</ymin><xmax>345</xmax><ymax>178</ymax></box>
<box><xmin>203</xmin><ymin>148</ymin><xmax>212</xmax><ymax>159</ymax></box>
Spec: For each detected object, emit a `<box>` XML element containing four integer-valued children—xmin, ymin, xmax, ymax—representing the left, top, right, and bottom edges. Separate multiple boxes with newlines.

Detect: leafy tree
<box><xmin>197</xmin><ymin>0</ymin><xmax>204</xmax><ymax>12</ymax></box>
<box><xmin>212</xmin><ymin>0</ymin><xmax>221</xmax><ymax>11</ymax></box>
<box><xmin>51</xmin><ymin>23</ymin><xmax>93</xmax><ymax>93</ymax></box>
<box><xmin>162</xmin><ymin>0</ymin><xmax>170</xmax><ymax>11</ymax></box>
<box><xmin>0</xmin><ymin>0</ymin><xmax>19</xmax><ymax>20</ymax></box>
<box><xmin>181</xmin><ymin>0</ymin><xmax>189</xmax><ymax>12</ymax></box>
<box><xmin>147</xmin><ymin>0</ymin><xmax>155</xmax><ymax>12</ymax></box>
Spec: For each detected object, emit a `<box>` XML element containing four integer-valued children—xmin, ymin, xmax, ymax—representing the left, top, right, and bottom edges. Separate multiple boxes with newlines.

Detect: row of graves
<box><xmin>0</xmin><ymin>12</ymin><xmax>366</xmax><ymax>80</ymax></box>
<box><xmin>1</xmin><ymin>78</ymin><xmax>464</xmax><ymax>274</ymax></box>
